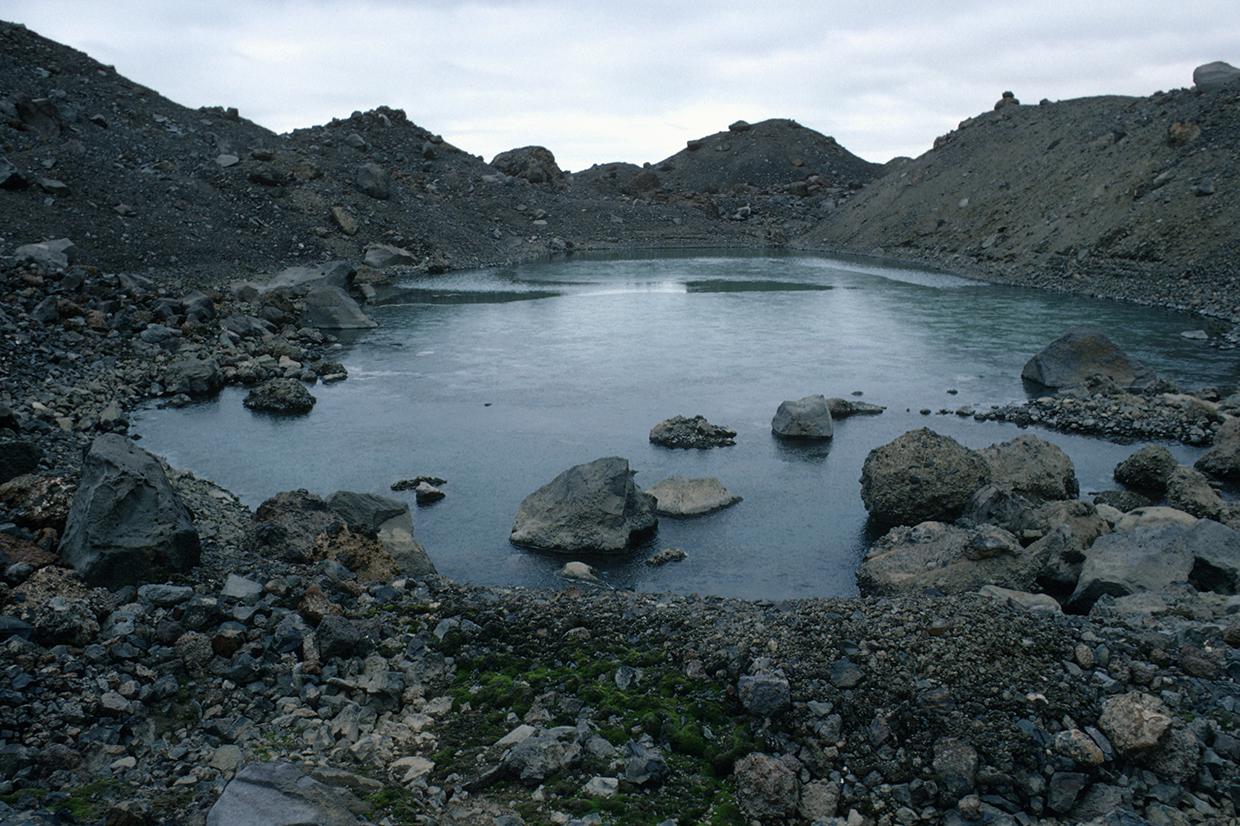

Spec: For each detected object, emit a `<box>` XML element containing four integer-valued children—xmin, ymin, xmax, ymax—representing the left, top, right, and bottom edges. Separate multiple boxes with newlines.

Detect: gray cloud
<box><xmin>6</xmin><ymin>1</ymin><xmax>1238</xmax><ymax>169</ymax></box>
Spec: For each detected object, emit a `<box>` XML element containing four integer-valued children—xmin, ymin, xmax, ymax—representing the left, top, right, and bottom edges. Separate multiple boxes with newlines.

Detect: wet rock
<box><xmin>859</xmin><ymin>521</ymin><xmax>1033</xmax><ymax>595</ymax></box>
<box><xmin>244</xmin><ymin>378</ymin><xmax>316</xmax><ymax>415</ymax></box>
<box><xmin>413</xmin><ymin>481</ymin><xmax>444</xmax><ymax>505</ymax></box>
<box><xmin>771</xmin><ymin>394</ymin><xmax>834</xmax><ymax>439</ymax></box>
<box><xmin>1021</xmin><ymin>328</ymin><xmax>1157</xmax><ymax>391</ymax></box>
<box><xmin>59</xmin><ymin>434</ymin><xmax>200</xmax><ymax>586</ymax></box>
<box><xmin>860</xmin><ymin>429</ymin><xmax>991</xmax><ymax>528</ymax></box>
<box><xmin>733</xmin><ymin>752</ymin><xmax>799</xmax><ymax>821</ymax></box>
<box><xmin>1114</xmin><ymin>445</ymin><xmax>1176</xmax><ymax>493</ymax></box>
<box><xmin>206</xmin><ymin>762</ymin><xmax>367</xmax><ymax>826</ymax></box>
<box><xmin>648</xmin><ymin>415</ymin><xmax>736</xmax><ymax>449</ymax></box>
<box><xmin>510</xmin><ymin>457</ymin><xmax>657</xmax><ymax>553</ymax></box>
<box><xmin>645</xmin><ymin>476</ymin><xmax>740</xmax><ymax>517</ymax></box>
<box><xmin>979</xmin><ymin>434</ymin><xmax>1078</xmax><ymax>500</ymax></box>
<box><xmin>301</xmin><ymin>286</ymin><xmax>376</xmax><ymax>330</ymax></box>
<box><xmin>826</xmin><ymin>397</ymin><xmax>885</xmax><ymax>418</ymax></box>
<box><xmin>645</xmin><ymin>547</ymin><xmax>686</xmax><ymax>566</ymax></box>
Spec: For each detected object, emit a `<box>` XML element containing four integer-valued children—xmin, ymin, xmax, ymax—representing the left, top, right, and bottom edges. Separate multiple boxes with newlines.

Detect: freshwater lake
<box><xmin>131</xmin><ymin>254</ymin><xmax>1238</xmax><ymax>600</ymax></box>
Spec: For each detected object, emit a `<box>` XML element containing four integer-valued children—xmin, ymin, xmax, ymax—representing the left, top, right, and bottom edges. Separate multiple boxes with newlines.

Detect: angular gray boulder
<box><xmin>857</xmin><ymin>521</ymin><xmax>1033</xmax><ymax>596</ymax></box>
<box><xmin>860</xmin><ymin>428</ymin><xmax>991</xmax><ymax>528</ymax></box>
<box><xmin>771</xmin><ymin>394</ymin><xmax>833</xmax><ymax>439</ymax></box>
<box><xmin>59</xmin><ymin>434</ymin><xmax>201</xmax><ymax>586</ymax></box>
<box><xmin>363</xmin><ymin>242</ymin><xmax>417</xmax><ymax>269</ymax></box>
<box><xmin>328</xmin><ymin>490</ymin><xmax>436</xmax><ymax>577</ymax></box>
<box><xmin>164</xmin><ymin>354</ymin><xmax>222</xmax><ymax>398</ymax></box>
<box><xmin>1021</xmin><ymin>328</ymin><xmax>1157</xmax><ymax>391</ymax></box>
<box><xmin>980</xmin><ymin>435</ymin><xmax>1078</xmax><ymax>500</ymax></box>
<box><xmin>15</xmin><ymin>238</ymin><xmax>76</xmax><ymax>270</ymax></box>
<box><xmin>511</xmin><ymin>457</ymin><xmax>657</xmax><ymax>553</ymax></box>
<box><xmin>301</xmin><ymin>286</ymin><xmax>376</xmax><ymax>330</ymax></box>
<box><xmin>206</xmin><ymin>762</ymin><xmax>368</xmax><ymax>826</ymax></box>
<box><xmin>354</xmin><ymin>162</ymin><xmax>390</xmax><ymax>199</ymax></box>
<box><xmin>646</xmin><ymin>476</ymin><xmax>741</xmax><ymax>517</ymax></box>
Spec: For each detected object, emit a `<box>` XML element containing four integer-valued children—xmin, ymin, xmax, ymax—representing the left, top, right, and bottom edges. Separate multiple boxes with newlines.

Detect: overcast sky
<box><xmin>6</xmin><ymin>1</ymin><xmax>1238</xmax><ymax>170</ymax></box>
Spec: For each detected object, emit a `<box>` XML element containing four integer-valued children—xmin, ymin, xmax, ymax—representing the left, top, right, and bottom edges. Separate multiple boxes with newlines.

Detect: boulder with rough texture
<box><xmin>860</xmin><ymin>429</ymin><xmax>991</xmax><ymax>528</ymax></box>
<box><xmin>978</xmin><ymin>585</ymin><xmax>1062</xmax><ymax>613</ymax></box>
<box><xmin>980</xmin><ymin>435</ymin><xmax>1078</xmax><ymax>500</ymax></box>
<box><xmin>1164</xmin><ymin>465</ymin><xmax>1226</xmax><ymax>520</ymax></box>
<box><xmin>648</xmin><ymin>415</ymin><xmax>736</xmax><ymax>448</ymax></box>
<box><xmin>771</xmin><ymin>394</ymin><xmax>833</xmax><ymax>439</ymax></box>
<box><xmin>1021</xmin><ymin>329</ymin><xmax>1157</xmax><ymax>391</ymax></box>
<box><xmin>328</xmin><ymin>491</ymin><xmax>436</xmax><ymax>577</ymax></box>
<box><xmin>326</xmin><ymin>491</ymin><xmax>407</xmax><ymax>533</ymax></box>
<box><xmin>858</xmin><ymin>521</ymin><xmax>1034</xmax><ymax>595</ymax></box>
<box><xmin>354</xmin><ymin>162</ymin><xmax>390</xmax><ymax>199</ymax></box>
<box><xmin>58</xmin><ymin>434</ymin><xmax>200</xmax><ymax>586</ymax></box>
<box><xmin>164</xmin><ymin>354</ymin><xmax>222</xmax><ymax>398</ymax></box>
<box><xmin>645</xmin><ymin>476</ymin><xmax>740</xmax><ymax>517</ymax></box>
<box><xmin>1193</xmin><ymin>61</ymin><xmax>1240</xmax><ymax>92</ymax></box>
<box><xmin>737</xmin><ymin>673</ymin><xmax>790</xmax><ymax>717</ymax></box>
<box><xmin>490</xmin><ymin>146</ymin><xmax>565</xmax><ymax>186</ymax></box>
<box><xmin>301</xmin><ymin>286</ymin><xmax>376</xmax><ymax>330</ymax></box>
<box><xmin>1099</xmin><ymin>693</ymin><xmax>1172</xmax><ymax>757</ymax></box>
<box><xmin>733</xmin><ymin>753</ymin><xmax>800</xmax><ymax>821</ymax></box>
<box><xmin>826</xmin><ymin>398</ymin><xmax>886</xmax><ymax>418</ymax></box>
<box><xmin>252</xmin><ymin>490</ymin><xmax>344</xmax><ymax>561</ymax></box>
<box><xmin>244</xmin><ymin>378</ymin><xmax>316</xmax><ymax>415</ymax></box>
<box><xmin>1114</xmin><ymin>445</ymin><xmax>1177</xmax><ymax>493</ymax></box>
<box><xmin>510</xmin><ymin>457</ymin><xmax>657</xmax><ymax>553</ymax></box>
<box><xmin>502</xmin><ymin>726</ymin><xmax>581</xmax><ymax>783</ymax></box>
<box><xmin>206</xmin><ymin>762</ymin><xmax>367</xmax><ymax>826</ymax></box>
<box><xmin>1195</xmin><ymin>418</ymin><xmax>1240</xmax><ymax>481</ymax></box>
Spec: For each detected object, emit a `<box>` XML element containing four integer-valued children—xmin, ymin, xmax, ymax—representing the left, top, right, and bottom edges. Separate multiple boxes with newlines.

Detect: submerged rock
<box><xmin>645</xmin><ymin>476</ymin><xmax>740</xmax><ymax>517</ymax></box>
<box><xmin>511</xmin><ymin>457</ymin><xmax>657</xmax><ymax>553</ymax></box>
<box><xmin>860</xmin><ymin>428</ymin><xmax>991</xmax><ymax>528</ymax></box>
<box><xmin>771</xmin><ymin>394</ymin><xmax>834</xmax><ymax>439</ymax></box>
<box><xmin>826</xmin><ymin>397</ymin><xmax>885</xmax><ymax>418</ymax></box>
<box><xmin>244</xmin><ymin>378</ymin><xmax>316</xmax><ymax>415</ymax></box>
<box><xmin>1021</xmin><ymin>328</ymin><xmax>1157</xmax><ymax>391</ymax></box>
<box><xmin>59</xmin><ymin>434</ymin><xmax>200</xmax><ymax>586</ymax></box>
<box><xmin>648</xmin><ymin>415</ymin><xmax>736</xmax><ymax>449</ymax></box>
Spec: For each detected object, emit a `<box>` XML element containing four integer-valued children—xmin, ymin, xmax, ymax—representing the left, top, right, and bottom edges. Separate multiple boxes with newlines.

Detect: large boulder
<box><xmin>860</xmin><ymin>429</ymin><xmax>991</xmax><ymax>528</ymax></box>
<box><xmin>1195</xmin><ymin>418</ymin><xmax>1240</xmax><ymax>481</ymax></box>
<box><xmin>510</xmin><ymin>457</ymin><xmax>657</xmax><ymax>553</ymax></box>
<box><xmin>164</xmin><ymin>354</ymin><xmax>222</xmax><ymax>398</ymax></box>
<box><xmin>301</xmin><ymin>286</ymin><xmax>376</xmax><ymax>330</ymax></box>
<box><xmin>771</xmin><ymin>395</ymin><xmax>833</xmax><ymax>439</ymax></box>
<box><xmin>354</xmin><ymin>163</ymin><xmax>390</xmax><ymax>199</ymax></box>
<box><xmin>59</xmin><ymin>434</ymin><xmax>200</xmax><ymax>586</ymax></box>
<box><xmin>1165</xmin><ymin>466</ymin><xmax>1226</xmax><ymax>520</ymax></box>
<box><xmin>206</xmin><ymin>762</ymin><xmax>368</xmax><ymax>826</ymax></box>
<box><xmin>733</xmin><ymin>753</ymin><xmax>800</xmax><ymax>822</ymax></box>
<box><xmin>244</xmin><ymin>378</ymin><xmax>316</xmax><ymax>415</ymax></box>
<box><xmin>980</xmin><ymin>435</ymin><xmax>1078</xmax><ymax>500</ymax></box>
<box><xmin>648</xmin><ymin>415</ymin><xmax>736</xmax><ymax>448</ymax></box>
<box><xmin>327</xmin><ymin>491</ymin><xmax>436</xmax><ymax>577</ymax></box>
<box><xmin>490</xmin><ymin>146</ymin><xmax>565</xmax><ymax>186</ymax></box>
<box><xmin>1068</xmin><ymin>519</ymin><xmax>1240</xmax><ymax>612</ymax></box>
<box><xmin>1021</xmin><ymin>329</ymin><xmax>1157</xmax><ymax>391</ymax></box>
<box><xmin>645</xmin><ymin>476</ymin><xmax>741</xmax><ymax>517</ymax></box>
<box><xmin>261</xmin><ymin>260</ymin><xmax>353</xmax><ymax>294</ymax></box>
<box><xmin>1115</xmin><ymin>445</ymin><xmax>1177</xmax><ymax>493</ymax></box>
<box><xmin>857</xmin><ymin>521</ymin><xmax>1033</xmax><ymax>595</ymax></box>
<box><xmin>15</xmin><ymin>238</ymin><xmax>76</xmax><ymax>270</ymax></box>
<box><xmin>252</xmin><ymin>490</ymin><xmax>343</xmax><ymax>562</ymax></box>
<box><xmin>1193</xmin><ymin>61</ymin><xmax>1240</xmax><ymax>92</ymax></box>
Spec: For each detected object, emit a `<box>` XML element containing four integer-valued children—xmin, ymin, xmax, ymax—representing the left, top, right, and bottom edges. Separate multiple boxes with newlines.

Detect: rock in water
<box><xmin>771</xmin><ymin>394</ymin><xmax>834</xmax><ymax>439</ymax></box>
<box><xmin>244</xmin><ymin>378</ymin><xmax>316</xmax><ymax>415</ymax></box>
<box><xmin>559</xmin><ymin>561</ymin><xmax>602</xmax><ymax>584</ymax></box>
<box><xmin>59</xmin><ymin>434</ymin><xmax>200</xmax><ymax>586</ymax></box>
<box><xmin>1021</xmin><ymin>328</ymin><xmax>1157</xmax><ymax>391</ymax></box>
<box><xmin>979</xmin><ymin>435</ymin><xmax>1078</xmax><ymax>500</ymax></box>
<box><xmin>826</xmin><ymin>398</ymin><xmax>885</xmax><ymax>418</ymax></box>
<box><xmin>645</xmin><ymin>476</ymin><xmax>740</xmax><ymax>517</ymax></box>
<box><xmin>490</xmin><ymin>146</ymin><xmax>565</xmax><ymax>186</ymax></box>
<box><xmin>860</xmin><ymin>428</ymin><xmax>991</xmax><ymax>528</ymax></box>
<box><xmin>1193</xmin><ymin>61</ymin><xmax>1240</xmax><ymax>92</ymax></box>
<box><xmin>511</xmin><ymin>457</ymin><xmax>657</xmax><ymax>553</ymax></box>
<box><xmin>301</xmin><ymin>286</ymin><xmax>376</xmax><ymax>330</ymax></box>
<box><xmin>648</xmin><ymin>415</ymin><xmax>736</xmax><ymax>448</ymax></box>
<box><xmin>206</xmin><ymin>762</ymin><xmax>367</xmax><ymax>826</ymax></box>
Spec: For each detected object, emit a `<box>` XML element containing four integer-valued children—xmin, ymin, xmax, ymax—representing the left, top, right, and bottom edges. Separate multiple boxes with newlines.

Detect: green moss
<box><xmin>366</xmin><ymin>785</ymin><xmax>423</xmax><ymax>821</ymax></box>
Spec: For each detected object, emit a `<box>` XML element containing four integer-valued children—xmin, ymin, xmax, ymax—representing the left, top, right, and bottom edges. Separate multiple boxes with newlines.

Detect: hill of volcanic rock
<box><xmin>804</xmin><ymin>85</ymin><xmax>1240</xmax><ymax>320</ymax></box>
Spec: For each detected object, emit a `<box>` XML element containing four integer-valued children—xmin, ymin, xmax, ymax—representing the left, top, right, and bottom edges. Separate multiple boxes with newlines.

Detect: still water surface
<box><xmin>131</xmin><ymin>254</ymin><xmax>1237</xmax><ymax>599</ymax></box>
